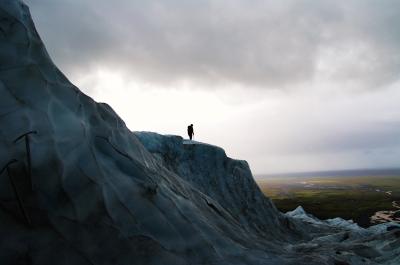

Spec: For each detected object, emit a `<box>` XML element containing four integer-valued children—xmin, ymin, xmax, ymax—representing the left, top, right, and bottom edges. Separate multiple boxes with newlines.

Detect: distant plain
<box><xmin>256</xmin><ymin>169</ymin><xmax>400</xmax><ymax>227</ymax></box>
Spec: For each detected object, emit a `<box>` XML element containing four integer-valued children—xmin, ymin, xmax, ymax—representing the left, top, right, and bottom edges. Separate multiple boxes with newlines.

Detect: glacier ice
<box><xmin>0</xmin><ymin>1</ymin><xmax>399</xmax><ymax>264</ymax></box>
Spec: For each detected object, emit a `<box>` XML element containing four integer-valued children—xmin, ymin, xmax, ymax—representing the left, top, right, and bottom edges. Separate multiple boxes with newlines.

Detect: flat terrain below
<box><xmin>256</xmin><ymin>170</ymin><xmax>400</xmax><ymax>227</ymax></box>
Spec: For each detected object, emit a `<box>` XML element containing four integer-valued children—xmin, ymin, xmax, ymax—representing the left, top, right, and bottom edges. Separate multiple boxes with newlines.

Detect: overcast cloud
<box><xmin>25</xmin><ymin>0</ymin><xmax>400</xmax><ymax>173</ymax></box>
<box><xmin>26</xmin><ymin>0</ymin><xmax>400</xmax><ymax>90</ymax></box>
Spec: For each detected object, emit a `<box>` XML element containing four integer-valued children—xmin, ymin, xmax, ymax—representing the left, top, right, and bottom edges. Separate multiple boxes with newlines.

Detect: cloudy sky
<box><xmin>25</xmin><ymin>0</ymin><xmax>400</xmax><ymax>174</ymax></box>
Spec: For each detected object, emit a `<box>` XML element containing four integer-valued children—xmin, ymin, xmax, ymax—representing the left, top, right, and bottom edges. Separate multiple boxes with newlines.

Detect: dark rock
<box><xmin>386</xmin><ymin>225</ymin><xmax>400</xmax><ymax>232</ymax></box>
<box><xmin>334</xmin><ymin>260</ymin><xmax>350</xmax><ymax>265</ymax></box>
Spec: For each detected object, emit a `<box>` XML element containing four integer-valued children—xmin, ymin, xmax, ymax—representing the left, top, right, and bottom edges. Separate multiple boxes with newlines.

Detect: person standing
<box><xmin>187</xmin><ymin>124</ymin><xmax>194</xmax><ymax>140</ymax></box>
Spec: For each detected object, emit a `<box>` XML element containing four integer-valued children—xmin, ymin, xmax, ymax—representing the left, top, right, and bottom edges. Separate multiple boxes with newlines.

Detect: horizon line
<box><xmin>254</xmin><ymin>167</ymin><xmax>400</xmax><ymax>178</ymax></box>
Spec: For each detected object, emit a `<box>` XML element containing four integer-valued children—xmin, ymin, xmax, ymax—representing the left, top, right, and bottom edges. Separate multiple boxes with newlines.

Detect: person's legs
<box><xmin>189</xmin><ymin>134</ymin><xmax>192</xmax><ymax>140</ymax></box>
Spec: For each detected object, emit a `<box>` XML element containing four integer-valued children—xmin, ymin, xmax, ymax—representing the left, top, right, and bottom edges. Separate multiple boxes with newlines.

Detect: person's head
<box><xmin>190</xmin><ymin>124</ymin><xmax>193</xmax><ymax>127</ymax></box>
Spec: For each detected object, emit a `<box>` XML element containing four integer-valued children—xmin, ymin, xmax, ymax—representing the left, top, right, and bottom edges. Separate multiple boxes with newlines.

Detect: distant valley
<box><xmin>256</xmin><ymin>169</ymin><xmax>400</xmax><ymax>227</ymax></box>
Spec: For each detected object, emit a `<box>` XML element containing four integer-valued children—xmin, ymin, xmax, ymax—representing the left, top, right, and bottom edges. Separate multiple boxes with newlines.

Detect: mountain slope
<box><xmin>0</xmin><ymin>1</ymin><xmax>294</xmax><ymax>264</ymax></box>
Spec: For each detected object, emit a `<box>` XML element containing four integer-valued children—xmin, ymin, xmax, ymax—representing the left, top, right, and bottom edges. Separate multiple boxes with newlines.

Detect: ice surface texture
<box><xmin>0</xmin><ymin>1</ymin><xmax>399</xmax><ymax>264</ymax></box>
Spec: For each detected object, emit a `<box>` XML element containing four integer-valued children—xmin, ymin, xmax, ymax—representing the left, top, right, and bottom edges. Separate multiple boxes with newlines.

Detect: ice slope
<box><xmin>285</xmin><ymin>206</ymin><xmax>400</xmax><ymax>264</ymax></box>
<box><xmin>0</xmin><ymin>1</ymin><xmax>295</xmax><ymax>264</ymax></box>
<box><xmin>0</xmin><ymin>1</ymin><xmax>399</xmax><ymax>264</ymax></box>
<box><xmin>134</xmin><ymin>132</ymin><xmax>292</xmax><ymax>240</ymax></box>
<box><xmin>135</xmin><ymin>132</ymin><xmax>400</xmax><ymax>264</ymax></box>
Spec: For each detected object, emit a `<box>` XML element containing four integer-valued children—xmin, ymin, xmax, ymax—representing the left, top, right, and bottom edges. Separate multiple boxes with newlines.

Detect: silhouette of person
<box><xmin>187</xmin><ymin>124</ymin><xmax>194</xmax><ymax>140</ymax></box>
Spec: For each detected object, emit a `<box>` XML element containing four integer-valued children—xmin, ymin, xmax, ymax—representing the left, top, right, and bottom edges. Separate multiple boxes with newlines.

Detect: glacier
<box><xmin>0</xmin><ymin>1</ymin><xmax>399</xmax><ymax>264</ymax></box>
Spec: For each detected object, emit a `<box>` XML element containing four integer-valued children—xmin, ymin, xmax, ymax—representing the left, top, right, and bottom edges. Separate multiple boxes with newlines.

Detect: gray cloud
<box><xmin>25</xmin><ymin>0</ymin><xmax>400</xmax><ymax>90</ymax></box>
<box><xmin>22</xmin><ymin>0</ymin><xmax>400</xmax><ymax>173</ymax></box>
